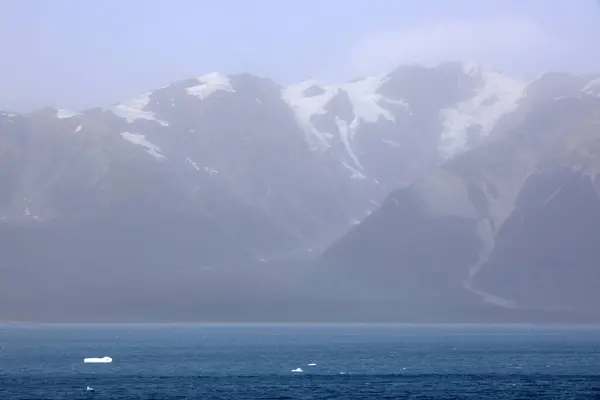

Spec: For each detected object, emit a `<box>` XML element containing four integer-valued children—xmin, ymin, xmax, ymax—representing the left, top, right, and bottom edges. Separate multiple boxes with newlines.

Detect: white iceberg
<box><xmin>291</xmin><ymin>367</ymin><xmax>303</xmax><ymax>373</ymax></box>
<box><xmin>308</xmin><ymin>363</ymin><xmax>316</xmax><ymax>366</ymax></box>
<box><xmin>86</xmin><ymin>386</ymin><xmax>94</xmax><ymax>391</ymax></box>
<box><xmin>84</xmin><ymin>356</ymin><xmax>112</xmax><ymax>363</ymax></box>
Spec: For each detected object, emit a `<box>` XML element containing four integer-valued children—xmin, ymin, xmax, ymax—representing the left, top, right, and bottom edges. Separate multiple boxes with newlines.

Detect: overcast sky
<box><xmin>1</xmin><ymin>0</ymin><xmax>599</xmax><ymax>112</ymax></box>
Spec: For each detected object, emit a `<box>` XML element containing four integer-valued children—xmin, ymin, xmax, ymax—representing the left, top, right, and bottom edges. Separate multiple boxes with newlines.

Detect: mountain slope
<box><xmin>2</xmin><ymin>63</ymin><xmax>599</xmax><ymax>321</ymax></box>
<box><xmin>322</xmin><ymin>87</ymin><xmax>600</xmax><ymax>320</ymax></box>
<box><xmin>0</xmin><ymin>63</ymin><xmax>529</xmax><ymax>260</ymax></box>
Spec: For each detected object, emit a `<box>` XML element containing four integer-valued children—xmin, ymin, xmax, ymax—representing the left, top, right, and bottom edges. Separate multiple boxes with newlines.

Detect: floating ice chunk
<box><xmin>86</xmin><ymin>386</ymin><xmax>94</xmax><ymax>391</ymax></box>
<box><xmin>84</xmin><ymin>356</ymin><xmax>112</xmax><ymax>363</ymax></box>
<box><xmin>308</xmin><ymin>363</ymin><xmax>316</xmax><ymax>366</ymax></box>
<box><xmin>291</xmin><ymin>367</ymin><xmax>303</xmax><ymax>373</ymax></box>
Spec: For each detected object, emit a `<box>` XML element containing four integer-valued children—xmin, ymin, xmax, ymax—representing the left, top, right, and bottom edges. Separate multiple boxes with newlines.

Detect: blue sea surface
<box><xmin>1</xmin><ymin>323</ymin><xmax>600</xmax><ymax>399</ymax></box>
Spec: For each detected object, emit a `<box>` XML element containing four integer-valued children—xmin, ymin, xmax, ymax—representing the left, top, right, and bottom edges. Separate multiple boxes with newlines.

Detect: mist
<box><xmin>1</xmin><ymin>0</ymin><xmax>599</xmax><ymax>112</ymax></box>
<box><xmin>1</xmin><ymin>1</ymin><xmax>600</xmax><ymax>324</ymax></box>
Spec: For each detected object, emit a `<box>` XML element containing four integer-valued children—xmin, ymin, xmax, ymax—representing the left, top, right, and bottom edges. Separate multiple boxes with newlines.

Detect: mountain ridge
<box><xmin>321</xmin><ymin>94</ymin><xmax>600</xmax><ymax>319</ymax></box>
<box><xmin>2</xmin><ymin>61</ymin><xmax>600</xmax><ymax>321</ymax></box>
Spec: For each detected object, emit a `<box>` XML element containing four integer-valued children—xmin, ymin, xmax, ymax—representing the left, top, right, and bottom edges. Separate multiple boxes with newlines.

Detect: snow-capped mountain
<box><xmin>2</xmin><ymin>62</ymin><xmax>600</xmax><ymax>321</ymax></box>
<box><xmin>322</xmin><ymin>72</ymin><xmax>600</xmax><ymax>320</ymax></box>
<box><xmin>1</xmin><ymin>62</ymin><xmax>533</xmax><ymax>255</ymax></box>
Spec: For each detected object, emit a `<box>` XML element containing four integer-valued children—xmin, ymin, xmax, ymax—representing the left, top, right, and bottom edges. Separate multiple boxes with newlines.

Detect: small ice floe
<box><xmin>308</xmin><ymin>363</ymin><xmax>316</xmax><ymax>366</ymax></box>
<box><xmin>86</xmin><ymin>386</ymin><xmax>94</xmax><ymax>391</ymax></box>
<box><xmin>84</xmin><ymin>356</ymin><xmax>112</xmax><ymax>363</ymax></box>
<box><xmin>291</xmin><ymin>367</ymin><xmax>303</xmax><ymax>373</ymax></box>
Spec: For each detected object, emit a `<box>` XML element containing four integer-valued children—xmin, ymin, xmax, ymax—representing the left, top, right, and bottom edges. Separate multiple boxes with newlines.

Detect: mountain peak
<box><xmin>281</xmin><ymin>73</ymin><xmax>405</xmax><ymax>156</ymax></box>
<box><xmin>185</xmin><ymin>72</ymin><xmax>236</xmax><ymax>100</ymax></box>
<box><xmin>3</xmin><ymin>62</ymin><xmax>600</xmax><ymax>322</ymax></box>
<box><xmin>55</xmin><ymin>108</ymin><xmax>80</xmax><ymax>119</ymax></box>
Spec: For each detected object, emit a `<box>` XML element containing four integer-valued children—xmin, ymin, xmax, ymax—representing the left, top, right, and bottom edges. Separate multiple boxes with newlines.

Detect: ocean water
<box><xmin>1</xmin><ymin>324</ymin><xmax>600</xmax><ymax>399</ymax></box>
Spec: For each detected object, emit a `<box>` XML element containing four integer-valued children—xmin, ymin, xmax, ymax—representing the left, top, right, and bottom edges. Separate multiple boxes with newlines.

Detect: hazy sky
<box><xmin>1</xmin><ymin>0</ymin><xmax>599</xmax><ymax>112</ymax></box>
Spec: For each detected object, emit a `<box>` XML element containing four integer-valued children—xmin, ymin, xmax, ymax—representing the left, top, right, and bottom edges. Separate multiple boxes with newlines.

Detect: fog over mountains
<box><xmin>1</xmin><ymin>62</ymin><xmax>599</xmax><ymax>322</ymax></box>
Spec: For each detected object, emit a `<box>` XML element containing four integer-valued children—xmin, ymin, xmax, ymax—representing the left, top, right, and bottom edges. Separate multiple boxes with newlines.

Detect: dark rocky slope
<box><xmin>322</xmin><ymin>96</ymin><xmax>600</xmax><ymax>321</ymax></box>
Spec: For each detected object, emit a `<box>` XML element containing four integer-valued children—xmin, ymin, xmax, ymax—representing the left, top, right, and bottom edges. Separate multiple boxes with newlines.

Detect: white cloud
<box><xmin>347</xmin><ymin>16</ymin><xmax>562</xmax><ymax>77</ymax></box>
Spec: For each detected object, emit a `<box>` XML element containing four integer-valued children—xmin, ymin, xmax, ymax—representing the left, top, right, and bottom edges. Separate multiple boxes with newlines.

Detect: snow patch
<box><xmin>542</xmin><ymin>185</ymin><xmax>563</xmax><ymax>207</ymax></box>
<box><xmin>110</xmin><ymin>93</ymin><xmax>169</xmax><ymax>126</ymax></box>
<box><xmin>342</xmin><ymin>162</ymin><xmax>366</xmax><ymax>180</ymax></box>
<box><xmin>74</xmin><ymin>125</ymin><xmax>83</xmax><ymax>133</ymax></box>
<box><xmin>281</xmin><ymin>80</ymin><xmax>338</xmax><ymax>150</ymax></box>
<box><xmin>335</xmin><ymin>117</ymin><xmax>364</xmax><ymax>171</ymax></box>
<box><xmin>439</xmin><ymin>69</ymin><xmax>526</xmax><ymax>158</ymax></box>
<box><xmin>1</xmin><ymin>112</ymin><xmax>16</xmax><ymax>124</ymax></box>
<box><xmin>462</xmin><ymin>219</ymin><xmax>517</xmax><ymax>309</ymax></box>
<box><xmin>582</xmin><ymin>77</ymin><xmax>600</xmax><ymax>96</ymax></box>
<box><xmin>339</xmin><ymin>74</ymin><xmax>399</xmax><ymax>126</ymax></box>
<box><xmin>283</xmin><ymin>74</ymin><xmax>407</xmax><ymax>169</ymax></box>
<box><xmin>120</xmin><ymin>132</ymin><xmax>165</xmax><ymax>160</ymax></box>
<box><xmin>186</xmin><ymin>157</ymin><xmax>200</xmax><ymax>171</ymax></box>
<box><xmin>186</xmin><ymin>72</ymin><xmax>235</xmax><ymax>100</ymax></box>
<box><xmin>1</xmin><ymin>113</ymin><xmax>15</xmax><ymax>124</ymax></box>
<box><xmin>384</xmin><ymin>98</ymin><xmax>412</xmax><ymax>114</ymax></box>
<box><xmin>56</xmin><ymin>109</ymin><xmax>79</xmax><ymax>119</ymax></box>
<box><xmin>382</xmin><ymin>139</ymin><xmax>400</xmax><ymax>147</ymax></box>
